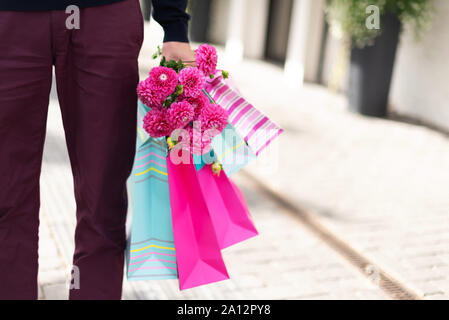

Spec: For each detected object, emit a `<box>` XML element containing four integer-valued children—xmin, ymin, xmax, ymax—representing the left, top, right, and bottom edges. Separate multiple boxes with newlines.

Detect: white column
<box><xmin>243</xmin><ymin>0</ymin><xmax>270</xmax><ymax>59</ymax></box>
<box><xmin>225</xmin><ymin>0</ymin><xmax>246</xmax><ymax>64</ymax></box>
<box><xmin>284</xmin><ymin>0</ymin><xmax>313</xmax><ymax>87</ymax></box>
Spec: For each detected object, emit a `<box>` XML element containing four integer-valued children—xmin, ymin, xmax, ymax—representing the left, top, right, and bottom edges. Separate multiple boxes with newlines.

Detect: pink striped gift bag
<box><xmin>205</xmin><ymin>73</ymin><xmax>283</xmax><ymax>156</ymax></box>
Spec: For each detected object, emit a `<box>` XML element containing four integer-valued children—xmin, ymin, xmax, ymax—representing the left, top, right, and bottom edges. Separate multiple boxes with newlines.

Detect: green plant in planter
<box><xmin>325</xmin><ymin>0</ymin><xmax>433</xmax><ymax>48</ymax></box>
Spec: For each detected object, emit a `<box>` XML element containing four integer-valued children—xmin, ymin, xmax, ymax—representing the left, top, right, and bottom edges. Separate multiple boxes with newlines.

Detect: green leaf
<box><xmin>174</xmin><ymin>84</ymin><xmax>184</xmax><ymax>96</ymax></box>
<box><xmin>325</xmin><ymin>0</ymin><xmax>432</xmax><ymax>48</ymax></box>
<box><xmin>160</xmin><ymin>56</ymin><xmax>167</xmax><ymax>67</ymax></box>
<box><xmin>152</xmin><ymin>45</ymin><xmax>163</xmax><ymax>60</ymax></box>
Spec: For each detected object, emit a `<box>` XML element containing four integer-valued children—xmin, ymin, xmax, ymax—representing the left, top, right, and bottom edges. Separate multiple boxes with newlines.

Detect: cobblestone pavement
<box><xmin>229</xmin><ymin>61</ymin><xmax>449</xmax><ymax>300</ymax></box>
<box><xmin>37</xmin><ymin>22</ymin><xmax>448</xmax><ymax>299</ymax></box>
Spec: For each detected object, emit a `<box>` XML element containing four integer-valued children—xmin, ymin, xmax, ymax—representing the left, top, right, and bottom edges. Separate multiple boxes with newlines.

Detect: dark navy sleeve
<box><xmin>151</xmin><ymin>0</ymin><xmax>190</xmax><ymax>43</ymax></box>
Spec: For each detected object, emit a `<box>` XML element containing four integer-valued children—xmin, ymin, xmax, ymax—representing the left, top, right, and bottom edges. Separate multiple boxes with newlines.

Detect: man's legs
<box><xmin>53</xmin><ymin>0</ymin><xmax>143</xmax><ymax>299</ymax></box>
<box><xmin>0</xmin><ymin>12</ymin><xmax>53</xmax><ymax>299</ymax></box>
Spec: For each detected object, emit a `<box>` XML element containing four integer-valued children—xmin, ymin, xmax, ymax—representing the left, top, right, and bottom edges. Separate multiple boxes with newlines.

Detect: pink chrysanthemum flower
<box><xmin>195</xmin><ymin>44</ymin><xmax>218</xmax><ymax>77</ymax></box>
<box><xmin>167</xmin><ymin>101</ymin><xmax>195</xmax><ymax>129</ymax></box>
<box><xmin>148</xmin><ymin>66</ymin><xmax>178</xmax><ymax>97</ymax></box>
<box><xmin>178</xmin><ymin>67</ymin><xmax>205</xmax><ymax>98</ymax></box>
<box><xmin>137</xmin><ymin>79</ymin><xmax>164</xmax><ymax>108</ymax></box>
<box><xmin>187</xmin><ymin>126</ymin><xmax>213</xmax><ymax>155</ymax></box>
<box><xmin>143</xmin><ymin>108</ymin><xmax>172</xmax><ymax>138</ymax></box>
<box><xmin>178</xmin><ymin>94</ymin><xmax>209</xmax><ymax>117</ymax></box>
<box><xmin>199</xmin><ymin>103</ymin><xmax>228</xmax><ymax>134</ymax></box>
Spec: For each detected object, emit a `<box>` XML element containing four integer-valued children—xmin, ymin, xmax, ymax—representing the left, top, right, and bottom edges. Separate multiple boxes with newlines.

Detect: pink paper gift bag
<box><xmin>197</xmin><ymin>165</ymin><xmax>258</xmax><ymax>249</ymax></box>
<box><xmin>167</xmin><ymin>155</ymin><xmax>229</xmax><ymax>290</ymax></box>
<box><xmin>229</xmin><ymin>179</ymin><xmax>257</xmax><ymax>226</ymax></box>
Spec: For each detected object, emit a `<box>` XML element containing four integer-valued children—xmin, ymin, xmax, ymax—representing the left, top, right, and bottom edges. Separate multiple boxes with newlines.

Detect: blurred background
<box><xmin>38</xmin><ymin>0</ymin><xmax>449</xmax><ymax>299</ymax></box>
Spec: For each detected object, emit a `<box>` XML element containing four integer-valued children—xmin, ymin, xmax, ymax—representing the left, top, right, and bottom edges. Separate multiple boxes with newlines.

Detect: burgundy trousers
<box><xmin>0</xmin><ymin>0</ymin><xmax>143</xmax><ymax>299</ymax></box>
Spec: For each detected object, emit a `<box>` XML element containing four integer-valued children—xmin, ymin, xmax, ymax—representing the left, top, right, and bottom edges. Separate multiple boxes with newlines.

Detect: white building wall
<box><xmin>390</xmin><ymin>0</ymin><xmax>449</xmax><ymax>131</ymax></box>
<box><xmin>285</xmin><ymin>0</ymin><xmax>313</xmax><ymax>85</ymax></box>
<box><xmin>209</xmin><ymin>0</ymin><xmax>269</xmax><ymax>60</ymax></box>
<box><xmin>304</xmin><ymin>0</ymin><xmax>325</xmax><ymax>82</ymax></box>
<box><xmin>209</xmin><ymin>0</ymin><xmax>325</xmax><ymax>81</ymax></box>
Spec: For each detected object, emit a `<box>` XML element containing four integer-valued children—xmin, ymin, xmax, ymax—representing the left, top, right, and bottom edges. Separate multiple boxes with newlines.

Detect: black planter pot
<box><xmin>348</xmin><ymin>13</ymin><xmax>401</xmax><ymax>117</ymax></box>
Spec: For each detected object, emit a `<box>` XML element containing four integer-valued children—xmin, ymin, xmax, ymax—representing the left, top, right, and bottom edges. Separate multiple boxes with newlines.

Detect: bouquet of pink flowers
<box><xmin>137</xmin><ymin>44</ymin><xmax>228</xmax><ymax>156</ymax></box>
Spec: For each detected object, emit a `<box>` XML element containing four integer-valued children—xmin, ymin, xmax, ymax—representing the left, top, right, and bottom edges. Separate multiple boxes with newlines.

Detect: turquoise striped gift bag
<box><xmin>126</xmin><ymin>102</ymin><xmax>178</xmax><ymax>280</ymax></box>
<box><xmin>211</xmin><ymin>123</ymin><xmax>257</xmax><ymax>176</ymax></box>
<box><xmin>192</xmin><ymin>123</ymin><xmax>256</xmax><ymax>177</ymax></box>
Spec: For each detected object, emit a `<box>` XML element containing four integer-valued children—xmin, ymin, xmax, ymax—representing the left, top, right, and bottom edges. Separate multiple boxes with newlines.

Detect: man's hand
<box><xmin>162</xmin><ymin>42</ymin><xmax>196</xmax><ymax>66</ymax></box>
